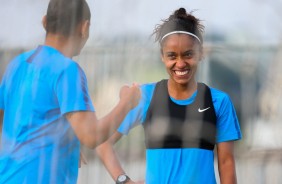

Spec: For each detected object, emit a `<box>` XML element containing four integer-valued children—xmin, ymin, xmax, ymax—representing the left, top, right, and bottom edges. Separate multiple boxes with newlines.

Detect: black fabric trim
<box><xmin>143</xmin><ymin>80</ymin><xmax>217</xmax><ymax>150</ymax></box>
<box><xmin>26</xmin><ymin>46</ymin><xmax>43</xmax><ymax>63</ymax></box>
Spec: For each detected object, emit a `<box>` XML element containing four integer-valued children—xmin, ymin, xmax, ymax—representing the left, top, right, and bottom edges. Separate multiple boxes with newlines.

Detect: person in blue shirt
<box><xmin>96</xmin><ymin>7</ymin><xmax>242</xmax><ymax>184</ymax></box>
<box><xmin>0</xmin><ymin>0</ymin><xmax>140</xmax><ymax>183</ymax></box>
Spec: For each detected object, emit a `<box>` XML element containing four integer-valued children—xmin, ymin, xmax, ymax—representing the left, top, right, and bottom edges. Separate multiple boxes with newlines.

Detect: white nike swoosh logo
<box><xmin>198</xmin><ymin>107</ymin><xmax>210</xmax><ymax>112</ymax></box>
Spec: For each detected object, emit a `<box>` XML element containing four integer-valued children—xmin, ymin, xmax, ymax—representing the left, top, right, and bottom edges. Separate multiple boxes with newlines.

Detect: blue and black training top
<box><xmin>118</xmin><ymin>79</ymin><xmax>242</xmax><ymax>184</ymax></box>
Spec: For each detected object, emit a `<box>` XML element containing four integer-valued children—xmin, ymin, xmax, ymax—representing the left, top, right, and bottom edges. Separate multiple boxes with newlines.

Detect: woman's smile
<box><xmin>173</xmin><ymin>69</ymin><xmax>190</xmax><ymax>76</ymax></box>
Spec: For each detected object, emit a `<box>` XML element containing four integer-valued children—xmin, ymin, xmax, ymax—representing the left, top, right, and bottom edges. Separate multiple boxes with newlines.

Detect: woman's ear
<box><xmin>42</xmin><ymin>15</ymin><xmax>47</xmax><ymax>31</ymax></box>
<box><xmin>200</xmin><ymin>46</ymin><xmax>206</xmax><ymax>61</ymax></box>
<box><xmin>80</xmin><ymin>20</ymin><xmax>90</xmax><ymax>39</ymax></box>
<box><xmin>160</xmin><ymin>49</ymin><xmax>165</xmax><ymax>63</ymax></box>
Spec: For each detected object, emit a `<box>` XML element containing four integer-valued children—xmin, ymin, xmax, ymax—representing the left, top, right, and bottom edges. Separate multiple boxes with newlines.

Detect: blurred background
<box><xmin>1</xmin><ymin>0</ymin><xmax>282</xmax><ymax>183</ymax></box>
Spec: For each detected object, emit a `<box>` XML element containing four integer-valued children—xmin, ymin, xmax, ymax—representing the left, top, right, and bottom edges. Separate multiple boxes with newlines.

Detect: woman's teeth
<box><xmin>175</xmin><ymin>70</ymin><xmax>189</xmax><ymax>76</ymax></box>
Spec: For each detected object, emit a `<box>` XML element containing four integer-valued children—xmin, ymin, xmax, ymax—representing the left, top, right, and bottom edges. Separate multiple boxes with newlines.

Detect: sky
<box><xmin>0</xmin><ymin>0</ymin><xmax>281</xmax><ymax>48</ymax></box>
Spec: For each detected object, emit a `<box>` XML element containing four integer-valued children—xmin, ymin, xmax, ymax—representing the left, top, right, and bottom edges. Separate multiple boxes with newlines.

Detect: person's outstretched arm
<box><xmin>66</xmin><ymin>85</ymin><xmax>141</xmax><ymax>149</ymax></box>
<box><xmin>96</xmin><ymin>132</ymin><xmax>144</xmax><ymax>184</ymax></box>
<box><xmin>217</xmin><ymin>141</ymin><xmax>237</xmax><ymax>184</ymax></box>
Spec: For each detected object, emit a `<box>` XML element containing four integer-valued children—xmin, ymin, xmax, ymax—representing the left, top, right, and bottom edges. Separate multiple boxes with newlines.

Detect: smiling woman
<box><xmin>160</xmin><ymin>34</ymin><xmax>201</xmax><ymax>96</ymax></box>
<box><xmin>96</xmin><ymin>7</ymin><xmax>242</xmax><ymax>184</ymax></box>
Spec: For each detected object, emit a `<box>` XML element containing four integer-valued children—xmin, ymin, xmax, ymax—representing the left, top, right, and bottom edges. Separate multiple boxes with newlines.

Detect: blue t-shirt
<box><xmin>118</xmin><ymin>83</ymin><xmax>242</xmax><ymax>184</ymax></box>
<box><xmin>0</xmin><ymin>45</ymin><xmax>94</xmax><ymax>184</ymax></box>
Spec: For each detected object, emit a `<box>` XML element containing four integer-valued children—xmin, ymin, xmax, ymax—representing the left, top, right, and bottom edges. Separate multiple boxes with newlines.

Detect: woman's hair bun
<box><xmin>175</xmin><ymin>7</ymin><xmax>187</xmax><ymax>18</ymax></box>
<box><xmin>152</xmin><ymin>7</ymin><xmax>204</xmax><ymax>45</ymax></box>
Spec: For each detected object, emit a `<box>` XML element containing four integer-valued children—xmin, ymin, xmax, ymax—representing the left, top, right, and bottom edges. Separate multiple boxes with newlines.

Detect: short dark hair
<box><xmin>45</xmin><ymin>0</ymin><xmax>91</xmax><ymax>36</ymax></box>
<box><xmin>152</xmin><ymin>8</ymin><xmax>204</xmax><ymax>46</ymax></box>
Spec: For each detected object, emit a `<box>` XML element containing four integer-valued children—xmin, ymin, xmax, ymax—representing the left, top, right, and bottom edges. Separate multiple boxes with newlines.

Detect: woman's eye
<box><xmin>167</xmin><ymin>55</ymin><xmax>176</xmax><ymax>60</ymax></box>
<box><xmin>184</xmin><ymin>52</ymin><xmax>193</xmax><ymax>58</ymax></box>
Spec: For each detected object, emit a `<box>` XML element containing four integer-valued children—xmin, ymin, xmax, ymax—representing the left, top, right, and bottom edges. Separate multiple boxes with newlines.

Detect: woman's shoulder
<box><xmin>140</xmin><ymin>79</ymin><xmax>168</xmax><ymax>91</ymax></box>
<box><xmin>208</xmin><ymin>87</ymin><xmax>236</xmax><ymax>115</ymax></box>
<box><xmin>208</xmin><ymin>87</ymin><xmax>234</xmax><ymax>110</ymax></box>
<box><xmin>209</xmin><ymin>87</ymin><xmax>230</xmax><ymax>101</ymax></box>
<box><xmin>139</xmin><ymin>82</ymin><xmax>156</xmax><ymax>101</ymax></box>
<box><xmin>140</xmin><ymin>82</ymin><xmax>157</xmax><ymax>93</ymax></box>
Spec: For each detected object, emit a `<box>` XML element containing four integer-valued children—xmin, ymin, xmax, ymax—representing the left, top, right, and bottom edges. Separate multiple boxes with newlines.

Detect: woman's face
<box><xmin>161</xmin><ymin>34</ymin><xmax>202</xmax><ymax>86</ymax></box>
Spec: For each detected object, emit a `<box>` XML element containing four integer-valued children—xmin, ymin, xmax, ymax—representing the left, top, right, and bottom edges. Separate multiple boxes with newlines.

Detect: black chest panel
<box><xmin>143</xmin><ymin>80</ymin><xmax>217</xmax><ymax>150</ymax></box>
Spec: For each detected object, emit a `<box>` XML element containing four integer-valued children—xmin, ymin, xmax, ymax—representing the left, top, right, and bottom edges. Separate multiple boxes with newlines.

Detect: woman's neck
<box><xmin>167</xmin><ymin>79</ymin><xmax>197</xmax><ymax>100</ymax></box>
<box><xmin>44</xmin><ymin>33</ymin><xmax>75</xmax><ymax>58</ymax></box>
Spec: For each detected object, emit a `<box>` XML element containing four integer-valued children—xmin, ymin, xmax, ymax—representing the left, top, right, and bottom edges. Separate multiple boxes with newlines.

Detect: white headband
<box><xmin>161</xmin><ymin>31</ymin><xmax>201</xmax><ymax>43</ymax></box>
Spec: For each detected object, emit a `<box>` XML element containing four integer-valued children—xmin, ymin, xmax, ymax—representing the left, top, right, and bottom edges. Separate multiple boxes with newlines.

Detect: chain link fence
<box><xmin>1</xmin><ymin>42</ymin><xmax>282</xmax><ymax>183</ymax></box>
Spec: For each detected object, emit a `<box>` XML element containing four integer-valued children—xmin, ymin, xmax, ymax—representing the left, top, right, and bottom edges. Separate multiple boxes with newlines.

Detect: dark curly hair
<box><xmin>152</xmin><ymin>8</ymin><xmax>204</xmax><ymax>46</ymax></box>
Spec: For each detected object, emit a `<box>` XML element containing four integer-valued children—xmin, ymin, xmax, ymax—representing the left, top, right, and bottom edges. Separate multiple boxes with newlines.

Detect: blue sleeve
<box><xmin>117</xmin><ymin>83</ymin><xmax>155</xmax><ymax>135</ymax></box>
<box><xmin>212</xmin><ymin>90</ymin><xmax>242</xmax><ymax>143</ymax></box>
<box><xmin>55</xmin><ymin>62</ymin><xmax>94</xmax><ymax>115</ymax></box>
<box><xmin>0</xmin><ymin>82</ymin><xmax>3</xmax><ymax>110</ymax></box>
<box><xmin>0</xmin><ymin>70</ymin><xmax>7</xmax><ymax>110</ymax></box>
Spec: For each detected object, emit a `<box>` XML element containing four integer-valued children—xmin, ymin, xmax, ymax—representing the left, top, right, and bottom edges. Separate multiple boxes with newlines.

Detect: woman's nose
<box><xmin>176</xmin><ymin>57</ymin><xmax>186</xmax><ymax>68</ymax></box>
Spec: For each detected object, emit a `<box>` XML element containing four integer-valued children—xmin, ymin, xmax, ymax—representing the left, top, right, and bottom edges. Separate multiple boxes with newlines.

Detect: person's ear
<box><xmin>199</xmin><ymin>47</ymin><xmax>205</xmax><ymax>61</ymax></box>
<box><xmin>200</xmin><ymin>54</ymin><xmax>205</xmax><ymax>61</ymax></box>
<box><xmin>42</xmin><ymin>15</ymin><xmax>47</xmax><ymax>31</ymax></box>
<box><xmin>80</xmin><ymin>20</ymin><xmax>90</xmax><ymax>39</ymax></box>
<box><xmin>161</xmin><ymin>55</ymin><xmax>165</xmax><ymax>63</ymax></box>
<box><xmin>160</xmin><ymin>49</ymin><xmax>165</xmax><ymax>63</ymax></box>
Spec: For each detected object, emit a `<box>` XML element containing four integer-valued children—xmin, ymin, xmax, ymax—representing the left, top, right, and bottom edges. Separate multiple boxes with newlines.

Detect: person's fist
<box><xmin>119</xmin><ymin>83</ymin><xmax>141</xmax><ymax>109</ymax></box>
